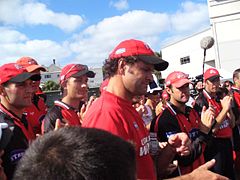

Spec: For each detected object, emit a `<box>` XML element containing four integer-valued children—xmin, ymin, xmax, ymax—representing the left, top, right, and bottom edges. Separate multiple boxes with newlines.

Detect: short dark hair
<box><xmin>222</xmin><ymin>80</ymin><xmax>233</xmax><ymax>88</ymax></box>
<box><xmin>14</xmin><ymin>127</ymin><xmax>136</xmax><ymax>180</ymax></box>
<box><xmin>103</xmin><ymin>56</ymin><xmax>138</xmax><ymax>78</ymax></box>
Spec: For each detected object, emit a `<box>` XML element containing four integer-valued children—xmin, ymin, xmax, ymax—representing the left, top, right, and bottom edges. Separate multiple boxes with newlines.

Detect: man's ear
<box><xmin>117</xmin><ymin>58</ymin><xmax>127</xmax><ymax>75</ymax></box>
<box><xmin>61</xmin><ymin>81</ymin><xmax>68</xmax><ymax>91</ymax></box>
<box><xmin>0</xmin><ymin>85</ymin><xmax>7</xmax><ymax>96</ymax></box>
<box><xmin>166</xmin><ymin>87</ymin><xmax>172</xmax><ymax>95</ymax></box>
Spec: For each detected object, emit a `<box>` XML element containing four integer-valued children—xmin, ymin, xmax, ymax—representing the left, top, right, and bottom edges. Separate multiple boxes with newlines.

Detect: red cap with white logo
<box><xmin>204</xmin><ymin>68</ymin><xmax>220</xmax><ymax>81</ymax></box>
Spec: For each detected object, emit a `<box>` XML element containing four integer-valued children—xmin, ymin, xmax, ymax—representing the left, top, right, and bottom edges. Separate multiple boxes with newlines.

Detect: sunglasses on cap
<box><xmin>30</xmin><ymin>74</ymin><xmax>41</xmax><ymax>81</ymax></box>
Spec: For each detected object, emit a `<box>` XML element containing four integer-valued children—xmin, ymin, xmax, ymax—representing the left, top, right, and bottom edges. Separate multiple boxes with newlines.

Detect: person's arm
<box><xmin>155</xmin><ymin>142</ymin><xmax>177</xmax><ymax>178</ymax></box>
<box><xmin>155</xmin><ymin>133</ymin><xmax>191</xmax><ymax>178</ymax></box>
<box><xmin>168</xmin><ymin>159</ymin><xmax>228</xmax><ymax>180</ymax></box>
<box><xmin>212</xmin><ymin>96</ymin><xmax>232</xmax><ymax>133</ymax></box>
<box><xmin>175</xmin><ymin>106</ymin><xmax>214</xmax><ymax>167</ymax></box>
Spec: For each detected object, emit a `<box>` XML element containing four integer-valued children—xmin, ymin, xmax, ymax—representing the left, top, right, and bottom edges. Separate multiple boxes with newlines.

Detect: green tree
<box><xmin>42</xmin><ymin>80</ymin><xmax>60</xmax><ymax>91</ymax></box>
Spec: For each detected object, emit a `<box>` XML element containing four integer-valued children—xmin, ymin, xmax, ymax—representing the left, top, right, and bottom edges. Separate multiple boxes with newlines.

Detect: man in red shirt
<box><xmin>195</xmin><ymin>68</ymin><xmax>235</xmax><ymax>179</ymax></box>
<box><xmin>16</xmin><ymin>57</ymin><xmax>48</xmax><ymax>136</ymax></box>
<box><xmin>42</xmin><ymin>63</ymin><xmax>95</xmax><ymax>134</ymax></box>
<box><xmin>82</xmin><ymin>39</ymin><xmax>227</xmax><ymax>180</ymax></box>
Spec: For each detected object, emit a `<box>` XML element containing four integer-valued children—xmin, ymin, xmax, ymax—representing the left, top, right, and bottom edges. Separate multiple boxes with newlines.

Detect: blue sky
<box><xmin>0</xmin><ymin>0</ymin><xmax>210</xmax><ymax>67</ymax></box>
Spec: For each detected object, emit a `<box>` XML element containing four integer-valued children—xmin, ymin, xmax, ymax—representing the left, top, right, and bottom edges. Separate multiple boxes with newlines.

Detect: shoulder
<box><xmin>157</xmin><ymin>108</ymin><xmax>174</xmax><ymax>123</ymax></box>
<box><xmin>0</xmin><ymin>111</ymin><xmax>14</xmax><ymax>126</ymax></box>
<box><xmin>44</xmin><ymin>105</ymin><xmax>62</xmax><ymax>122</ymax></box>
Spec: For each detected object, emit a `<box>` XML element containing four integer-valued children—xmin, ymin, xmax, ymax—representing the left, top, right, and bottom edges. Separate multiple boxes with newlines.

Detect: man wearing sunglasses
<box><xmin>17</xmin><ymin>57</ymin><xmax>48</xmax><ymax>136</ymax></box>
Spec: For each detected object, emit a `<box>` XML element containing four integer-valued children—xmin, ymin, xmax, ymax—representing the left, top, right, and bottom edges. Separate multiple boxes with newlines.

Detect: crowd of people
<box><xmin>0</xmin><ymin>38</ymin><xmax>239</xmax><ymax>180</ymax></box>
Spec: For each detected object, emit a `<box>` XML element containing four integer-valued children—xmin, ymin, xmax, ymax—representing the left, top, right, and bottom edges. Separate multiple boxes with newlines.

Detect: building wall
<box><xmin>161</xmin><ymin>29</ymin><xmax>215</xmax><ymax>78</ymax></box>
<box><xmin>161</xmin><ymin>0</ymin><xmax>240</xmax><ymax>80</ymax></box>
<box><xmin>208</xmin><ymin>0</ymin><xmax>240</xmax><ymax>72</ymax></box>
<box><xmin>41</xmin><ymin>71</ymin><xmax>61</xmax><ymax>84</ymax></box>
<box><xmin>88</xmin><ymin>67</ymin><xmax>103</xmax><ymax>89</ymax></box>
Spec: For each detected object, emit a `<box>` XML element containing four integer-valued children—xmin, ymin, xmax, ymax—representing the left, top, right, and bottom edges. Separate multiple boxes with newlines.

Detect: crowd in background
<box><xmin>0</xmin><ymin>39</ymin><xmax>239</xmax><ymax>180</ymax></box>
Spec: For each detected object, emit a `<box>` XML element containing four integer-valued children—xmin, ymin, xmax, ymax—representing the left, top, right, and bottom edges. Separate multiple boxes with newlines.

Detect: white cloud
<box><xmin>67</xmin><ymin>1</ymin><xmax>209</xmax><ymax>67</ymax></box>
<box><xmin>0</xmin><ymin>27</ymin><xmax>28</xmax><ymax>43</ymax></box>
<box><xmin>0</xmin><ymin>1</ymin><xmax>210</xmax><ymax>68</ymax></box>
<box><xmin>68</xmin><ymin>10</ymin><xmax>170</xmax><ymax>67</ymax></box>
<box><xmin>0</xmin><ymin>30</ymin><xmax>71</xmax><ymax>66</ymax></box>
<box><xmin>110</xmin><ymin>0</ymin><xmax>129</xmax><ymax>11</ymax></box>
<box><xmin>170</xmin><ymin>1</ymin><xmax>209</xmax><ymax>32</ymax></box>
<box><xmin>0</xmin><ymin>0</ymin><xmax>84</xmax><ymax>32</ymax></box>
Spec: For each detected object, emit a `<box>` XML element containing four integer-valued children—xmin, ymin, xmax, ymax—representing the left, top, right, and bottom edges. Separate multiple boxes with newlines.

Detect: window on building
<box><xmin>45</xmin><ymin>74</ymin><xmax>51</xmax><ymax>79</ymax></box>
<box><xmin>180</xmin><ymin>56</ymin><xmax>190</xmax><ymax>65</ymax></box>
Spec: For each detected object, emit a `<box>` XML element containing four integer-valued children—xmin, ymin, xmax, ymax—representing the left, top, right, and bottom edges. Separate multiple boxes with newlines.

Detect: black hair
<box><xmin>103</xmin><ymin>56</ymin><xmax>138</xmax><ymax>78</ymax></box>
<box><xmin>14</xmin><ymin>127</ymin><xmax>136</xmax><ymax>180</ymax></box>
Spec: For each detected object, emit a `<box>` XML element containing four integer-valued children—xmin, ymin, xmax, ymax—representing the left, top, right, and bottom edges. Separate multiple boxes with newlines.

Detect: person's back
<box><xmin>14</xmin><ymin>127</ymin><xmax>136</xmax><ymax>180</ymax></box>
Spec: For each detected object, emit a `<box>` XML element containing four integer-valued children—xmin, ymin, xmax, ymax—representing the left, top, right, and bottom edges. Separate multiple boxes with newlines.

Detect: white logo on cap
<box><xmin>209</xmin><ymin>69</ymin><xmax>217</xmax><ymax>74</ymax></box>
<box><xmin>14</xmin><ymin>64</ymin><xmax>23</xmax><ymax>69</ymax></box>
<box><xmin>166</xmin><ymin>80</ymin><xmax>171</xmax><ymax>86</ymax></box>
<box><xmin>115</xmin><ymin>48</ymin><xmax>126</xmax><ymax>55</ymax></box>
<box><xmin>144</xmin><ymin>43</ymin><xmax>150</xmax><ymax>49</ymax></box>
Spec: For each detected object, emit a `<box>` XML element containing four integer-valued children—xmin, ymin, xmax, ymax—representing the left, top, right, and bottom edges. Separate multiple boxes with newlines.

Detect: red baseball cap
<box><xmin>16</xmin><ymin>56</ymin><xmax>47</xmax><ymax>72</ymax></box>
<box><xmin>109</xmin><ymin>39</ymin><xmax>169</xmax><ymax>71</ymax></box>
<box><xmin>204</xmin><ymin>68</ymin><xmax>221</xmax><ymax>81</ymax></box>
<box><xmin>165</xmin><ymin>71</ymin><xmax>190</xmax><ymax>88</ymax></box>
<box><xmin>0</xmin><ymin>63</ymin><xmax>40</xmax><ymax>85</ymax></box>
<box><xmin>60</xmin><ymin>64</ymin><xmax>95</xmax><ymax>84</ymax></box>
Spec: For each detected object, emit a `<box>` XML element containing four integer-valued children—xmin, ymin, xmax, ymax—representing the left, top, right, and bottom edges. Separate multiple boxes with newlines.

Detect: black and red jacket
<box><xmin>24</xmin><ymin>94</ymin><xmax>47</xmax><ymax>136</ymax></box>
<box><xmin>42</xmin><ymin>100</ymin><xmax>81</xmax><ymax>134</ymax></box>
<box><xmin>0</xmin><ymin>104</ymin><xmax>35</xmax><ymax>179</ymax></box>
<box><xmin>150</xmin><ymin>102</ymin><xmax>209</xmax><ymax>175</ymax></box>
<box><xmin>195</xmin><ymin>90</ymin><xmax>232</xmax><ymax>138</ymax></box>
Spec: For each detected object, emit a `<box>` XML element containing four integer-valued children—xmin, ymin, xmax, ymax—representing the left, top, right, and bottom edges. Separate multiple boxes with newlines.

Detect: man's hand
<box><xmin>220</xmin><ymin>95</ymin><xmax>232</xmax><ymax>112</ymax></box>
<box><xmin>54</xmin><ymin>119</ymin><xmax>68</xmax><ymax>131</ymax></box>
<box><xmin>199</xmin><ymin>105</ymin><xmax>215</xmax><ymax>134</ymax></box>
<box><xmin>78</xmin><ymin>96</ymin><xmax>96</xmax><ymax>124</ymax></box>
<box><xmin>135</xmin><ymin>105</ymin><xmax>145</xmax><ymax>116</ymax></box>
<box><xmin>168</xmin><ymin>133</ymin><xmax>191</xmax><ymax>156</ymax></box>
<box><xmin>188</xmin><ymin>159</ymin><xmax>229</xmax><ymax>180</ymax></box>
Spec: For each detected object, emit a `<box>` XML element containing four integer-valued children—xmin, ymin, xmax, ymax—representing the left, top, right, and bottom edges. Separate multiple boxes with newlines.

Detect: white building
<box><xmin>161</xmin><ymin>0</ymin><xmax>240</xmax><ymax>80</ymax></box>
<box><xmin>208</xmin><ymin>0</ymin><xmax>240</xmax><ymax>72</ymax></box>
<box><xmin>88</xmin><ymin>67</ymin><xmax>104</xmax><ymax>89</ymax></box>
<box><xmin>41</xmin><ymin>63</ymin><xmax>61</xmax><ymax>84</ymax></box>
